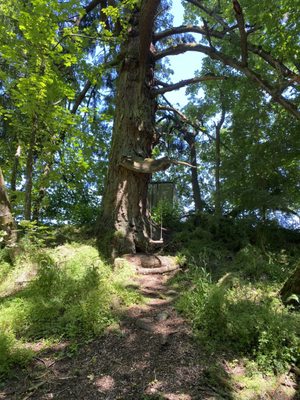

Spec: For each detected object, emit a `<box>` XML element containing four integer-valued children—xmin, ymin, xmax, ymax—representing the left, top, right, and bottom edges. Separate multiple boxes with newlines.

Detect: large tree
<box><xmin>98</xmin><ymin>0</ymin><xmax>300</xmax><ymax>257</ymax></box>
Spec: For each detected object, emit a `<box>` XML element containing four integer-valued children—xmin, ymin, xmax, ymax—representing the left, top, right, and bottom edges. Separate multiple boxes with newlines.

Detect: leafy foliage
<box><xmin>176</xmin><ymin>260</ymin><xmax>300</xmax><ymax>373</ymax></box>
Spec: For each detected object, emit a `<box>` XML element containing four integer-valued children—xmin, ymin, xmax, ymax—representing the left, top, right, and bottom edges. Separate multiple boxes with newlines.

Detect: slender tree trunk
<box><xmin>32</xmin><ymin>162</ymin><xmax>51</xmax><ymax>222</ymax></box>
<box><xmin>24</xmin><ymin>127</ymin><xmax>36</xmax><ymax>221</ymax></box>
<box><xmin>10</xmin><ymin>144</ymin><xmax>21</xmax><ymax>207</ymax></box>
<box><xmin>0</xmin><ymin>167</ymin><xmax>17</xmax><ymax>248</ymax></box>
<box><xmin>99</xmin><ymin>1</ymin><xmax>160</xmax><ymax>258</ymax></box>
<box><xmin>214</xmin><ymin>105</ymin><xmax>226</xmax><ymax>218</ymax></box>
<box><xmin>184</xmin><ymin>131</ymin><xmax>204</xmax><ymax>212</ymax></box>
<box><xmin>215</xmin><ymin>122</ymin><xmax>221</xmax><ymax>217</ymax></box>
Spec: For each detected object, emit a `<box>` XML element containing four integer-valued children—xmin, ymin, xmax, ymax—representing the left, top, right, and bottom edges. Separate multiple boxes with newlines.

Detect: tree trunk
<box><xmin>280</xmin><ymin>266</ymin><xmax>300</xmax><ymax>306</ymax></box>
<box><xmin>215</xmin><ymin>122</ymin><xmax>221</xmax><ymax>217</ymax></box>
<box><xmin>184</xmin><ymin>131</ymin><xmax>204</xmax><ymax>212</ymax></box>
<box><xmin>98</xmin><ymin>1</ymin><xmax>160</xmax><ymax>258</ymax></box>
<box><xmin>24</xmin><ymin>127</ymin><xmax>36</xmax><ymax>221</ymax></box>
<box><xmin>10</xmin><ymin>144</ymin><xmax>21</xmax><ymax>207</ymax></box>
<box><xmin>32</xmin><ymin>162</ymin><xmax>51</xmax><ymax>222</ymax></box>
<box><xmin>214</xmin><ymin>105</ymin><xmax>226</xmax><ymax>218</ymax></box>
<box><xmin>0</xmin><ymin>167</ymin><xmax>17</xmax><ymax>248</ymax></box>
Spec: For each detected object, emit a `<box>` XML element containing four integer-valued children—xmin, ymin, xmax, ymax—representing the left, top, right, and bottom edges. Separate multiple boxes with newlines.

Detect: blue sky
<box><xmin>163</xmin><ymin>0</ymin><xmax>204</xmax><ymax>107</ymax></box>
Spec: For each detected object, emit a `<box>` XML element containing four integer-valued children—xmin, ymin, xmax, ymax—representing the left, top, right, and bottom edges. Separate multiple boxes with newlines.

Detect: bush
<box><xmin>0</xmin><ymin>331</ymin><xmax>33</xmax><ymax>375</ymax></box>
<box><xmin>176</xmin><ymin>267</ymin><xmax>300</xmax><ymax>373</ymax></box>
<box><xmin>232</xmin><ymin>245</ymin><xmax>296</xmax><ymax>282</ymax></box>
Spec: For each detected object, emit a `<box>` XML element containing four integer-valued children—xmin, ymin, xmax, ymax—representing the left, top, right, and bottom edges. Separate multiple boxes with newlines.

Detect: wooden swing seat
<box><xmin>149</xmin><ymin>239</ymin><xmax>164</xmax><ymax>244</ymax></box>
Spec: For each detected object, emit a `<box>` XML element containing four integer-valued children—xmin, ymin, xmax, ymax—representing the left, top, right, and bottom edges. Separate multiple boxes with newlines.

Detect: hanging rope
<box><xmin>149</xmin><ymin>190</ymin><xmax>163</xmax><ymax>244</ymax></box>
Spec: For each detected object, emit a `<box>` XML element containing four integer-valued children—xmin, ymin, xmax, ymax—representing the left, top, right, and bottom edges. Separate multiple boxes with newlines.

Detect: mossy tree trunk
<box><xmin>98</xmin><ymin>1</ymin><xmax>160</xmax><ymax>258</ymax></box>
<box><xmin>280</xmin><ymin>266</ymin><xmax>300</xmax><ymax>306</ymax></box>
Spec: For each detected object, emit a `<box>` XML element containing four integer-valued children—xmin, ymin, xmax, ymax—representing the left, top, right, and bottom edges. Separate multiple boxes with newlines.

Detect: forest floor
<box><xmin>1</xmin><ymin>269</ymin><xmax>298</xmax><ymax>400</ymax></box>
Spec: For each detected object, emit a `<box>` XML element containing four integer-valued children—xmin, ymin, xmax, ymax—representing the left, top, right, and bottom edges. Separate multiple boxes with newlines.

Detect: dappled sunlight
<box><xmin>0</xmin><ymin>238</ymin><xmax>299</xmax><ymax>399</ymax></box>
<box><xmin>0</xmin><ymin>265</ymin><xmax>210</xmax><ymax>399</ymax></box>
<box><xmin>94</xmin><ymin>375</ymin><xmax>115</xmax><ymax>392</ymax></box>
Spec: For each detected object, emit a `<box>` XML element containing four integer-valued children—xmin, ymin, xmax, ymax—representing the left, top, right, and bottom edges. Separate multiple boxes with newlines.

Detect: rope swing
<box><xmin>148</xmin><ymin>181</ymin><xmax>175</xmax><ymax>245</ymax></box>
<box><xmin>149</xmin><ymin>205</ymin><xmax>163</xmax><ymax>244</ymax></box>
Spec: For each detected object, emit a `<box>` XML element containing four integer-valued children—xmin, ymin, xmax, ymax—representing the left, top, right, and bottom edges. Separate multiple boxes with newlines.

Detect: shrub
<box><xmin>176</xmin><ymin>267</ymin><xmax>300</xmax><ymax>373</ymax></box>
<box><xmin>232</xmin><ymin>245</ymin><xmax>295</xmax><ymax>282</ymax></box>
<box><xmin>0</xmin><ymin>331</ymin><xmax>33</xmax><ymax>375</ymax></box>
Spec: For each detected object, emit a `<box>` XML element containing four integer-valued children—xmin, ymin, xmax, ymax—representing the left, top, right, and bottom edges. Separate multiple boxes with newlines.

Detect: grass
<box><xmin>0</xmin><ymin>240</ymin><xmax>142</xmax><ymax>376</ymax></box>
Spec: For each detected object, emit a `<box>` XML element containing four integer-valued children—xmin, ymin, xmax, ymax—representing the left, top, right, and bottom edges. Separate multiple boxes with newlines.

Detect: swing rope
<box><xmin>149</xmin><ymin>191</ymin><xmax>163</xmax><ymax>244</ymax></box>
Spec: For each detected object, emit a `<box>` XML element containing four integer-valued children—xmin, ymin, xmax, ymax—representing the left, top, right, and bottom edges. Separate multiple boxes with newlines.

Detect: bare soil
<box><xmin>1</xmin><ymin>271</ymin><xmax>298</xmax><ymax>400</ymax></box>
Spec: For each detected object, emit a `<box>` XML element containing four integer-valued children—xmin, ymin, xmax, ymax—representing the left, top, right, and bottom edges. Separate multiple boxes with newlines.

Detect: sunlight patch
<box><xmin>95</xmin><ymin>375</ymin><xmax>115</xmax><ymax>391</ymax></box>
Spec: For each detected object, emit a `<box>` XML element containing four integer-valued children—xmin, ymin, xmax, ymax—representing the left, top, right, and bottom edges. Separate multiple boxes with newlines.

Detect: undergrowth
<box><xmin>174</xmin><ymin>251</ymin><xmax>300</xmax><ymax>375</ymax></box>
<box><xmin>0</xmin><ymin>241</ymin><xmax>141</xmax><ymax>376</ymax></box>
<box><xmin>172</xmin><ymin>215</ymin><xmax>300</xmax><ymax>376</ymax></box>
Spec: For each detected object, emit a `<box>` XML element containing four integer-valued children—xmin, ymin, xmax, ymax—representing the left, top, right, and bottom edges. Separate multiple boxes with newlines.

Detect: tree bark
<box><xmin>183</xmin><ymin>131</ymin><xmax>204</xmax><ymax>212</ymax></box>
<box><xmin>98</xmin><ymin>1</ymin><xmax>160</xmax><ymax>258</ymax></box>
<box><xmin>0</xmin><ymin>167</ymin><xmax>17</xmax><ymax>248</ymax></box>
<box><xmin>215</xmin><ymin>106</ymin><xmax>225</xmax><ymax>217</ymax></box>
<box><xmin>24</xmin><ymin>125</ymin><xmax>36</xmax><ymax>221</ymax></box>
<box><xmin>32</xmin><ymin>162</ymin><xmax>51</xmax><ymax>222</ymax></box>
<box><xmin>10</xmin><ymin>145</ymin><xmax>21</xmax><ymax>207</ymax></box>
<box><xmin>280</xmin><ymin>266</ymin><xmax>300</xmax><ymax>306</ymax></box>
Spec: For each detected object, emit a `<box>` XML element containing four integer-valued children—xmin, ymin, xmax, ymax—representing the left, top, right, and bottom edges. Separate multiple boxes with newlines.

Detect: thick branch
<box><xmin>155</xmin><ymin>43</ymin><xmax>300</xmax><ymax>120</ymax></box>
<box><xmin>85</xmin><ymin>0</ymin><xmax>103</xmax><ymax>14</ymax></box>
<box><xmin>154</xmin><ymin>25</ymin><xmax>226</xmax><ymax>42</ymax></box>
<box><xmin>120</xmin><ymin>156</ymin><xmax>195</xmax><ymax>174</ymax></box>
<box><xmin>153</xmin><ymin>75</ymin><xmax>226</xmax><ymax>95</ymax></box>
<box><xmin>155</xmin><ymin>25</ymin><xmax>299</xmax><ymax>84</ymax></box>
<box><xmin>180</xmin><ymin>1</ymin><xmax>299</xmax><ymax>84</ymax></box>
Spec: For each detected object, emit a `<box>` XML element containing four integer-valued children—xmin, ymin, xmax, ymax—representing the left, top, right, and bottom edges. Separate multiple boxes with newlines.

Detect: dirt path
<box><xmin>2</xmin><ymin>271</ymin><xmax>223</xmax><ymax>400</ymax></box>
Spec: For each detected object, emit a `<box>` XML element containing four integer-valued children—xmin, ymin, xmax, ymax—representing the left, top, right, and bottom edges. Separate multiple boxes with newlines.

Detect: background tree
<box><xmin>0</xmin><ymin>167</ymin><xmax>16</xmax><ymax>248</ymax></box>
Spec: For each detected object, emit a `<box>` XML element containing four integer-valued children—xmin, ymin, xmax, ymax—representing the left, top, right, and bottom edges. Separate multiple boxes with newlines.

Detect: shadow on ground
<box><xmin>1</xmin><ymin>272</ymin><xmax>298</xmax><ymax>400</ymax></box>
<box><xmin>1</xmin><ymin>273</ymin><xmax>237</xmax><ymax>400</ymax></box>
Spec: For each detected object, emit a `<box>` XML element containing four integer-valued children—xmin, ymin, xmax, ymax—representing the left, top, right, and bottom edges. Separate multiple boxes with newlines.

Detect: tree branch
<box><xmin>120</xmin><ymin>156</ymin><xmax>196</xmax><ymax>174</ymax></box>
<box><xmin>76</xmin><ymin>0</ymin><xmax>105</xmax><ymax>26</ymax></box>
<box><xmin>185</xmin><ymin>0</ymin><xmax>229</xmax><ymax>28</ymax></box>
<box><xmin>71</xmin><ymin>80</ymin><xmax>92</xmax><ymax>114</ymax></box>
<box><xmin>153</xmin><ymin>75</ymin><xmax>226</xmax><ymax>95</ymax></box>
<box><xmin>157</xmin><ymin>105</ymin><xmax>188</xmax><ymax>121</ymax></box>
<box><xmin>155</xmin><ymin>43</ymin><xmax>300</xmax><ymax>120</ymax></box>
<box><xmin>182</xmin><ymin>1</ymin><xmax>299</xmax><ymax>84</ymax></box>
<box><xmin>157</xmin><ymin>103</ymin><xmax>234</xmax><ymax>153</ymax></box>
<box><xmin>232</xmin><ymin>0</ymin><xmax>248</xmax><ymax>66</ymax></box>
<box><xmin>154</xmin><ymin>25</ymin><xmax>227</xmax><ymax>42</ymax></box>
<box><xmin>154</xmin><ymin>25</ymin><xmax>299</xmax><ymax>84</ymax></box>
